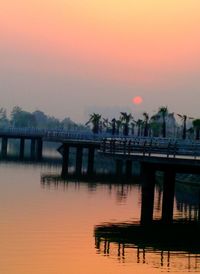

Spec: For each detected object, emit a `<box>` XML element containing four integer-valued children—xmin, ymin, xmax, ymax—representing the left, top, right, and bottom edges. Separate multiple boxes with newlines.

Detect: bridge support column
<box><xmin>115</xmin><ymin>159</ymin><xmax>123</xmax><ymax>177</ymax></box>
<box><xmin>76</xmin><ymin>146</ymin><xmax>83</xmax><ymax>176</ymax></box>
<box><xmin>36</xmin><ymin>138</ymin><xmax>43</xmax><ymax>160</ymax></box>
<box><xmin>162</xmin><ymin>168</ymin><xmax>176</xmax><ymax>224</ymax></box>
<box><xmin>140</xmin><ymin>163</ymin><xmax>156</xmax><ymax>224</ymax></box>
<box><xmin>87</xmin><ymin>146</ymin><xmax>95</xmax><ymax>176</ymax></box>
<box><xmin>61</xmin><ymin>144</ymin><xmax>69</xmax><ymax>178</ymax></box>
<box><xmin>30</xmin><ymin>139</ymin><xmax>36</xmax><ymax>159</ymax></box>
<box><xmin>125</xmin><ymin>160</ymin><xmax>132</xmax><ymax>178</ymax></box>
<box><xmin>19</xmin><ymin>138</ymin><xmax>25</xmax><ymax>160</ymax></box>
<box><xmin>1</xmin><ymin>137</ymin><xmax>8</xmax><ymax>158</ymax></box>
<box><xmin>198</xmin><ymin>199</ymin><xmax>200</xmax><ymax>222</ymax></box>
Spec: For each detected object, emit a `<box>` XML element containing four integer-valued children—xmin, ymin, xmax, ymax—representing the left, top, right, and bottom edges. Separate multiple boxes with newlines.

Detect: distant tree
<box><xmin>102</xmin><ymin>118</ymin><xmax>109</xmax><ymax>133</ymax></box>
<box><xmin>135</xmin><ymin>119</ymin><xmax>143</xmax><ymax>137</ymax></box>
<box><xmin>116</xmin><ymin>119</ymin><xmax>122</xmax><ymax>135</ymax></box>
<box><xmin>177</xmin><ymin>114</ymin><xmax>194</xmax><ymax>140</ymax></box>
<box><xmin>86</xmin><ymin>113</ymin><xmax>102</xmax><ymax>134</ymax></box>
<box><xmin>0</xmin><ymin>108</ymin><xmax>9</xmax><ymax>128</ymax></box>
<box><xmin>149</xmin><ymin>115</ymin><xmax>160</xmax><ymax>137</ymax></box>
<box><xmin>192</xmin><ymin>119</ymin><xmax>200</xmax><ymax>140</ymax></box>
<box><xmin>11</xmin><ymin>106</ymin><xmax>36</xmax><ymax>127</ymax></box>
<box><xmin>143</xmin><ymin>112</ymin><xmax>149</xmax><ymax>137</ymax></box>
<box><xmin>130</xmin><ymin>121</ymin><xmax>135</xmax><ymax>135</ymax></box>
<box><xmin>61</xmin><ymin>117</ymin><xmax>77</xmax><ymax>130</ymax></box>
<box><xmin>158</xmin><ymin>106</ymin><xmax>168</xmax><ymax>138</ymax></box>
<box><xmin>32</xmin><ymin>110</ymin><xmax>48</xmax><ymax>128</ymax></box>
<box><xmin>46</xmin><ymin>116</ymin><xmax>61</xmax><ymax>129</ymax></box>
<box><xmin>120</xmin><ymin>112</ymin><xmax>132</xmax><ymax>136</ymax></box>
<box><xmin>110</xmin><ymin>118</ymin><xmax>116</xmax><ymax>135</ymax></box>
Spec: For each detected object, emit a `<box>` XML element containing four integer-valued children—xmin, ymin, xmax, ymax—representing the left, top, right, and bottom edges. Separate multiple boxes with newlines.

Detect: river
<box><xmin>0</xmin><ymin>146</ymin><xmax>199</xmax><ymax>274</ymax></box>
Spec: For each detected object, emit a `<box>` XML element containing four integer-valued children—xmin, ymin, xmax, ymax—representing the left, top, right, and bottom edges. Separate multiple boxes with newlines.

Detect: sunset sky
<box><xmin>0</xmin><ymin>0</ymin><xmax>200</xmax><ymax>122</ymax></box>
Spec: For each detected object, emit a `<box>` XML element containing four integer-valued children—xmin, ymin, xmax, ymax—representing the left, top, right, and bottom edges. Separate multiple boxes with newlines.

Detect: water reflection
<box><xmin>41</xmin><ymin>172</ymin><xmax>200</xmax><ymax>272</ymax></box>
<box><xmin>1</xmin><ymin>153</ymin><xmax>200</xmax><ymax>273</ymax></box>
<box><xmin>94</xmin><ymin>221</ymin><xmax>200</xmax><ymax>272</ymax></box>
<box><xmin>41</xmin><ymin>172</ymin><xmax>200</xmax><ymax>221</ymax></box>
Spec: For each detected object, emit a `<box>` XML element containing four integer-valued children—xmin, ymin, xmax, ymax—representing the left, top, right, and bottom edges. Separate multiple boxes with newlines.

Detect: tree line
<box><xmin>0</xmin><ymin>106</ymin><xmax>86</xmax><ymax>131</ymax></box>
<box><xmin>1</xmin><ymin>105</ymin><xmax>200</xmax><ymax>140</ymax></box>
<box><xmin>86</xmin><ymin>106</ymin><xmax>200</xmax><ymax>140</ymax></box>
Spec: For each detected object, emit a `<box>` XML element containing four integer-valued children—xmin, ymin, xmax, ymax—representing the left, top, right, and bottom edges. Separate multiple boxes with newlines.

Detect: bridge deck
<box><xmin>99</xmin><ymin>138</ymin><xmax>200</xmax><ymax>173</ymax></box>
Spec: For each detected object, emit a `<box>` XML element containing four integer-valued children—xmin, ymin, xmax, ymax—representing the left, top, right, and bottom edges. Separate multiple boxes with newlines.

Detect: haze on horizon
<box><xmin>0</xmin><ymin>0</ymin><xmax>200</xmax><ymax>123</ymax></box>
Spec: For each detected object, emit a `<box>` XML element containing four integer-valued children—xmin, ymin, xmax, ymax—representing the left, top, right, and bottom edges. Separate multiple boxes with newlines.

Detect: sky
<box><xmin>0</xmin><ymin>0</ymin><xmax>200</xmax><ymax>123</ymax></box>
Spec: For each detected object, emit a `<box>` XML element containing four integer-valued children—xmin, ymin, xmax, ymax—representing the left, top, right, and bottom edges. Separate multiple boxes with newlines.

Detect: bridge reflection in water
<box><xmin>94</xmin><ymin>221</ymin><xmax>200</xmax><ymax>272</ymax></box>
<box><xmin>40</xmin><ymin>171</ymin><xmax>200</xmax><ymax>272</ymax></box>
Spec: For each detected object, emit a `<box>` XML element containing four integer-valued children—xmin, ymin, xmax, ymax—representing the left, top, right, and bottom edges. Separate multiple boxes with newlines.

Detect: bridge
<box><xmin>0</xmin><ymin>127</ymin><xmax>105</xmax><ymax>161</ymax></box>
<box><xmin>0</xmin><ymin>128</ymin><xmax>200</xmax><ymax>224</ymax></box>
<box><xmin>0</xmin><ymin>127</ymin><xmax>112</xmax><ymax>176</ymax></box>
<box><xmin>1</xmin><ymin>128</ymin><xmax>200</xmax><ymax>174</ymax></box>
<box><xmin>99</xmin><ymin>137</ymin><xmax>200</xmax><ymax>224</ymax></box>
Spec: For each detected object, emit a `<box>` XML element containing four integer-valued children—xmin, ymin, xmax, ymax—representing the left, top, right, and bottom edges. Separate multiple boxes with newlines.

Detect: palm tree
<box><xmin>192</xmin><ymin>119</ymin><xmax>200</xmax><ymax>140</ymax></box>
<box><xmin>158</xmin><ymin>106</ymin><xmax>168</xmax><ymax>138</ymax></box>
<box><xmin>177</xmin><ymin>114</ymin><xmax>194</xmax><ymax>140</ymax></box>
<box><xmin>120</xmin><ymin>112</ymin><xmax>132</xmax><ymax>136</ymax></box>
<box><xmin>102</xmin><ymin>118</ymin><xmax>109</xmax><ymax>133</ymax></box>
<box><xmin>110</xmin><ymin>118</ymin><xmax>116</xmax><ymax>135</ymax></box>
<box><xmin>149</xmin><ymin>114</ymin><xmax>160</xmax><ymax>137</ymax></box>
<box><xmin>130</xmin><ymin>121</ymin><xmax>135</xmax><ymax>135</ymax></box>
<box><xmin>135</xmin><ymin>119</ymin><xmax>143</xmax><ymax>137</ymax></box>
<box><xmin>116</xmin><ymin>119</ymin><xmax>122</xmax><ymax>135</ymax></box>
<box><xmin>85</xmin><ymin>113</ymin><xmax>102</xmax><ymax>134</ymax></box>
<box><xmin>143</xmin><ymin>112</ymin><xmax>149</xmax><ymax>137</ymax></box>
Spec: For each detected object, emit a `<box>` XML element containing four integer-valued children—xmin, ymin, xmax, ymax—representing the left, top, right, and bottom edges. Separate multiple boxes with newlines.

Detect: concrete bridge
<box><xmin>100</xmin><ymin>138</ymin><xmax>200</xmax><ymax>224</ymax></box>
<box><xmin>0</xmin><ymin>127</ymin><xmax>104</xmax><ymax>161</ymax></box>
<box><xmin>1</xmin><ymin>128</ymin><xmax>200</xmax><ymax>224</ymax></box>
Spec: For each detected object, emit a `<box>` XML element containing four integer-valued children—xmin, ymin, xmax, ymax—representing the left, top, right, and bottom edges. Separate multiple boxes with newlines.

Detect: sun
<box><xmin>132</xmin><ymin>96</ymin><xmax>143</xmax><ymax>105</ymax></box>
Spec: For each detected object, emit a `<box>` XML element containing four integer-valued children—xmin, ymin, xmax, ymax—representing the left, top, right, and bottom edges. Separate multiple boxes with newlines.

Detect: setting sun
<box><xmin>133</xmin><ymin>96</ymin><xmax>143</xmax><ymax>105</ymax></box>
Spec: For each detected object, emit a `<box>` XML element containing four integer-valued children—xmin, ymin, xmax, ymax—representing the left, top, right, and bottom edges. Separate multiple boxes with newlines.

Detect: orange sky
<box><xmin>0</xmin><ymin>0</ymin><xmax>200</xmax><ymax>121</ymax></box>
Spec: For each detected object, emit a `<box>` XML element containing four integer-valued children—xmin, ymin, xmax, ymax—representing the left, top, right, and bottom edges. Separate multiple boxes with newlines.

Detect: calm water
<box><xmin>0</xmin><ymin>148</ymin><xmax>200</xmax><ymax>273</ymax></box>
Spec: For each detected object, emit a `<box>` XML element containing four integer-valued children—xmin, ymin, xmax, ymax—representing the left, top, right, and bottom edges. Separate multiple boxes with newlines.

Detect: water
<box><xmin>0</xmin><ymin>149</ymin><xmax>199</xmax><ymax>273</ymax></box>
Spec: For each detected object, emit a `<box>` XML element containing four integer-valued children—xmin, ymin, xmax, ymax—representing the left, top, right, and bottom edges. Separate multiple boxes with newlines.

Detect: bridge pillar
<box><xmin>30</xmin><ymin>139</ymin><xmax>36</xmax><ymax>159</ymax></box>
<box><xmin>140</xmin><ymin>163</ymin><xmax>156</xmax><ymax>224</ymax></box>
<box><xmin>19</xmin><ymin>138</ymin><xmax>25</xmax><ymax>159</ymax></box>
<box><xmin>61</xmin><ymin>144</ymin><xmax>69</xmax><ymax>178</ymax></box>
<box><xmin>1</xmin><ymin>137</ymin><xmax>8</xmax><ymax>158</ymax></box>
<box><xmin>125</xmin><ymin>160</ymin><xmax>132</xmax><ymax>178</ymax></box>
<box><xmin>36</xmin><ymin>138</ymin><xmax>43</xmax><ymax>160</ymax></box>
<box><xmin>87</xmin><ymin>146</ymin><xmax>95</xmax><ymax>176</ymax></box>
<box><xmin>162</xmin><ymin>168</ymin><xmax>176</xmax><ymax>224</ymax></box>
<box><xmin>198</xmin><ymin>199</ymin><xmax>200</xmax><ymax>222</ymax></box>
<box><xmin>76</xmin><ymin>146</ymin><xmax>83</xmax><ymax>176</ymax></box>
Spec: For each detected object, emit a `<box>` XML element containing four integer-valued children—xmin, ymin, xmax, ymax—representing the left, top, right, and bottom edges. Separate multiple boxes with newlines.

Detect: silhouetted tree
<box><xmin>158</xmin><ymin>106</ymin><xmax>168</xmax><ymax>138</ymax></box>
<box><xmin>116</xmin><ymin>119</ymin><xmax>122</xmax><ymax>135</ymax></box>
<box><xmin>135</xmin><ymin>119</ymin><xmax>143</xmax><ymax>137</ymax></box>
<box><xmin>177</xmin><ymin>114</ymin><xmax>194</xmax><ymax>140</ymax></box>
<box><xmin>11</xmin><ymin>106</ymin><xmax>36</xmax><ymax>128</ymax></box>
<box><xmin>120</xmin><ymin>112</ymin><xmax>132</xmax><ymax>136</ymax></box>
<box><xmin>110</xmin><ymin>118</ymin><xmax>116</xmax><ymax>135</ymax></box>
<box><xmin>193</xmin><ymin>119</ymin><xmax>200</xmax><ymax>140</ymax></box>
<box><xmin>130</xmin><ymin>121</ymin><xmax>135</xmax><ymax>135</ymax></box>
<box><xmin>86</xmin><ymin>113</ymin><xmax>102</xmax><ymax>134</ymax></box>
<box><xmin>149</xmin><ymin>114</ymin><xmax>160</xmax><ymax>137</ymax></box>
<box><xmin>102</xmin><ymin>118</ymin><xmax>109</xmax><ymax>133</ymax></box>
<box><xmin>143</xmin><ymin>112</ymin><xmax>149</xmax><ymax>137</ymax></box>
<box><xmin>0</xmin><ymin>108</ymin><xmax>9</xmax><ymax>128</ymax></box>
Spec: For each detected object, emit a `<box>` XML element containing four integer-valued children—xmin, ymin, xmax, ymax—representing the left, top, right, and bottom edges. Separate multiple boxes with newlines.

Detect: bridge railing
<box><xmin>0</xmin><ymin>127</ymin><xmax>122</xmax><ymax>140</ymax></box>
<box><xmin>100</xmin><ymin>138</ymin><xmax>200</xmax><ymax>159</ymax></box>
<box><xmin>0</xmin><ymin>127</ymin><xmax>46</xmax><ymax>136</ymax></box>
